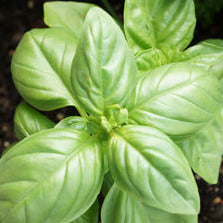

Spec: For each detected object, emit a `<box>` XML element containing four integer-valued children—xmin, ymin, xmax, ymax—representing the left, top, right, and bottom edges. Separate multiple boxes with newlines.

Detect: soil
<box><xmin>0</xmin><ymin>0</ymin><xmax>223</xmax><ymax>222</ymax></box>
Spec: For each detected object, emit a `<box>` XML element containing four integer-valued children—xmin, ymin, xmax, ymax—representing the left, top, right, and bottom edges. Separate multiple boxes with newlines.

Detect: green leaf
<box><xmin>70</xmin><ymin>200</ymin><xmax>99</xmax><ymax>223</ymax></box>
<box><xmin>0</xmin><ymin>129</ymin><xmax>103</xmax><ymax>223</ymax></box>
<box><xmin>129</xmin><ymin>63</ymin><xmax>222</xmax><ymax>139</ymax></box>
<box><xmin>55</xmin><ymin>116</ymin><xmax>88</xmax><ymax>131</ymax></box>
<box><xmin>135</xmin><ymin>48</ymin><xmax>167</xmax><ymax>74</ymax></box>
<box><xmin>135</xmin><ymin>46</ymin><xmax>182</xmax><ymax>74</ymax></box>
<box><xmin>159</xmin><ymin>45</ymin><xmax>182</xmax><ymax>63</ymax></box>
<box><xmin>178</xmin><ymin>111</ymin><xmax>223</xmax><ymax>184</ymax></box>
<box><xmin>71</xmin><ymin>7</ymin><xmax>136</xmax><ymax>116</ymax></box>
<box><xmin>105</xmin><ymin>104</ymin><xmax>128</xmax><ymax>126</ymax></box>
<box><xmin>124</xmin><ymin>0</ymin><xmax>196</xmax><ymax>53</ymax></box>
<box><xmin>44</xmin><ymin>1</ymin><xmax>94</xmax><ymax>38</ymax></box>
<box><xmin>108</xmin><ymin>125</ymin><xmax>200</xmax><ymax>215</ymax></box>
<box><xmin>11</xmin><ymin>28</ymin><xmax>83</xmax><ymax>111</ymax></box>
<box><xmin>14</xmin><ymin>102</ymin><xmax>55</xmax><ymax>140</ymax></box>
<box><xmin>182</xmin><ymin>39</ymin><xmax>223</xmax><ymax>79</ymax></box>
<box><xmin>101</xmin><ymin>184</ymin><xmax>197</xmax><ymax>223</ymax></box>
<box><xmin>1</xmin><ymin>143</ymin><xmax>17</xmax><ymax>158</ymax></box>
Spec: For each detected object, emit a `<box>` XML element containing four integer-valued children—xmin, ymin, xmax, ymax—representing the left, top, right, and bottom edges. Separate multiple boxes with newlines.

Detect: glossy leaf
<box><xmin>101</xmin><ymin>184</ymin><xmax>198</xmax><ymax>223</ymax></box>
<box><xmin>129</xmin><ymin>63</ymin><xmax>222</xmax><ymax>139</ymax></box>
<box><xmin>108</xmin><ymin>125</ymin><xmax>200</xmax><ymax>215</ymax></box>
<box><xmin>0</xmin><ymin>129</ymin><xmax>103</xmax><ymax>223</ymax></box>
<box><xmin>1</xmin><ymin>143</ymin><xmax>17</xmax><ymax>158</ymax></box>
<box><xmin>178</xmin><ymin>111</ymin><xmax>223</xmax><ymax>184</ymax></box>
<box><xmin>182</xmin><ymin>39</ymin><xmax>223</xmax><ymax>79</ymax></box>
<box><xmin>124</xmin><ymin>0</ymin><xmax>196</xmax><ymax>53</ymax></box>
<box><xmin>71</xmin><ymin>200</ymin><xmax>99</xmax><ymax>223</ymax></box>
<box><xmin>55</xmin><ymin>116</ymin><xmax>88</xmax><ymax>131</ymax></box>
<box><xmin>44</xmin><ymin>1</ymin><xmax>94</xmax><ymax>37</ymax></box>
<box><xmin>14</xmin><ymin>102</ymin><xmax>55</xmax><ymax>140</ymax></box>
<box><xmin>11</xmin><ymin>28</ymin><xmax>81</xmax><ymax>111</ymax></box>
<box><xmin>71</xmin><ymin>7</ymin><xmax>136</xmax><ymax>116</ymax></box>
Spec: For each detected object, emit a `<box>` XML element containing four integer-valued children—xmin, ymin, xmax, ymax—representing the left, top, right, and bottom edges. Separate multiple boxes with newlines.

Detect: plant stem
<box><xmin>100</xmin><ymin>0</ymin><xmax>123</xmax><ymax>27</ymax></box>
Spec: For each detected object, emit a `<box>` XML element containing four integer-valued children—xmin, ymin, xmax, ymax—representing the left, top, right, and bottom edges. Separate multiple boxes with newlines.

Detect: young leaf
<box><xmin>159</xmin><ymin>45</ymin><xmax>182</xmax><ymax>63</ymax></box>
<box><xmin>0</xmin><ymin>129</ymin><xmax>103</xmax><ymax>223</ymax></box>
<box><xmin>178</xmin><ymin>111</ymin><xmax>223</xmax><ymax>184</ymax></box>
<box><xmin>135</xmin><ymin>48</ymin><xmax>167</xmax><ymax>74</ymax></box>
<box><xmin>101</xmin><ymin>184</ymin><xmax>198</xmax><ymax>223</ymax></box>
<box><xmin>44</xmin><ymin>1</ymin><xmax>94</xmax><ymax>38</ymax></box>
<box><xmin>71</xmin><ymin>200</ymin><xmax>99</xmax><ymax>223</ymax></box>
<box><xmin>108</xmin><ymin>125</ymin><xmax>200</xmax><ymax>215</ymax></box>
<box><xmin>129</xmin><ymin>63</ymin><xmax>222</xmax><ymax>139</ymax></box>
<box><xmin>14</xmin><ymin>102</ymin><xmax>55</xmax><ymax>140</ymax></box>
<box><xmin>124</xmin><ymin>0</ymin><xmax>196</xmax><ymax>53</ymax></box>
<box><xmin>182</xmin><ymin>39</ymin><xmax>223</xmax><ymax>79</ymax></box>
<box><xmin>55</xmin><ymin>116</ymin><xmax>88</xmax><ymax>131</ymax></box>
<box><xmin>71</xmin><ymin>7</ymin><xmax>136</xmax><ymax>116</ymax></box>
<box><xmin>11</xmin><ymin>28</ymin><xmax>81</xmax><ymax>111</ymax></box>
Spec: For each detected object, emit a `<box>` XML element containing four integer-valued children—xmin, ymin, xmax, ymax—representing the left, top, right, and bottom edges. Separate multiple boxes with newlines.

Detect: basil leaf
<box><xmin>0</xmin><ymin>129</ymin><xmax>103</xmax><ymax>223</ymax></box>
<box><xmin>44</xmin><ymin>1</ymin><xmax>94</xmax><ymax>38</ymax></box>
<box><xmin>71</xmin><ymin>7</ymin><xmax>136</xmax><ymax>116</ymax></box>
<box><xmin>159</xmin><ymin>46</ymin><xmax>182</xmax><ymax>63</ymax></box>
<box><xmin>55</xmin><ymin>116</ymin><xmax>88</xmax><ymax>131</ymax></box>
<box><xmin>129</xmin><ymin>63</ymin><xmax>222</xmax><ymax>139</ymax></box>
<box><xmin>135</xmin><ymin>48</ymin><xmax>167</xmax><ymax>74</ymax></box>
<box><xmin>108</xmin><ymin>125</ymin><xmax>200</xmax><ymax>215</ymax></box>
<box><xmin>14</xmin><ymin>102</ymin><xmax>55</xmax><ymax>140</ymax></box>
<box><xmin>1</xmin><ymin>143</ymin><xmax>17</xmax><ymax>158</ymax></box>
<box><xmin>71</xmin><ymin>200</ymin><xmax>99</xmax><ymax>223</ymax></box>
<box><xmin>11</xmin><ymin>28</ymin><xmax>81</xmax><ymax>111</ymax></box>
<box><xmin>178</xmin><ymin>111</ymin><xmax>223</xmax><ymax>184</ymax></box>
<box><xmin>101</xmin><ymin>184</ymin><xmax>197</xmax><ymax>223</ymax></box>
<box><xmin>135</xmin><ymin>46</ymin><xmax>182</xmax><ymax>74</ymax></box>
<box><xmin>182</xmin><ymin>39</ymin><xmax>223</xmax><ymax>79</ymax></box>
<box><xmin>124</xmin><ymin>0</ymin><xmax>196</xmax><ymax>53</ymax></box>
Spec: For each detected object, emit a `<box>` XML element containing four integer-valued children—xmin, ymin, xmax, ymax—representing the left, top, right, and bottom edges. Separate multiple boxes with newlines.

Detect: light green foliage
<box><xmin>44</xmin><ymin>1</ymin><xmax>94</xmax><ymax>37</ymax></box>
<box><xmin>182</xmin><ymin>39</ymin><xmax>223</xmax><ymax>79</ymax></box>
<box><xmin>102</xmin><ymin>184</ymin><xmax>197</xmax><ymax>223</ymax></box>
<box><xmin>14</xmin><ymin>102</ymin><xmax>55</xmax><ymax>140</ymax></box>
<box><xmin>55</xmin><ymin>116</ymin><xmax>88</xmax><ymax>131</ymax></box>
<box><xmin>11</xmin><ymin>28</ymin><xmax>79</xmax><ymax>111</ymax></box>
<box><xmin>2</xmin><ymin>0</ymin><xmax>223</xmax><ymax>222</ymax></box>
<box><xmin>108</xmin><ymin>125</ymin><xmax>199</xmax><ymax>214</ymax></box>
<box><xmin>0</xmin><ymin>129</ymin><xmax>103</xmax><ymax>223</ymax></box>
<box><xmin>135</xmin><ymin>48</ymin><xmax>167</xmax><ymax>73</ymax></box>
<box><xmin>124</xmin><ymin>0</ymin><xmax>196</xmax><ymax>53</ymax></box>
<box><xmin>178</xmin><ymin>111</ymin><xmax>223</xmax><ymax>184</ymax></box>
<box><xmin>129</xmin><ymin>63</ymin><xmax>222</xmax><ymax>139</ymax></box>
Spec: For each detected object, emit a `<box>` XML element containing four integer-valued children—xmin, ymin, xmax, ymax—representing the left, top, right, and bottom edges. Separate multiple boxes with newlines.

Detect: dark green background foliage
<box><xmin>195</xmin><ymin>0</ymin><xmax>223</xmax><ymax>28</ymax></box>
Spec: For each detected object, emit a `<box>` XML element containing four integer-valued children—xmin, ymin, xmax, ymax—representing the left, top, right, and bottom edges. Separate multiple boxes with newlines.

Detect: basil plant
<box><xmin>1</xmin><ymin>0</ymin><xmax>223</xmax><ymax>222</ymax></box>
